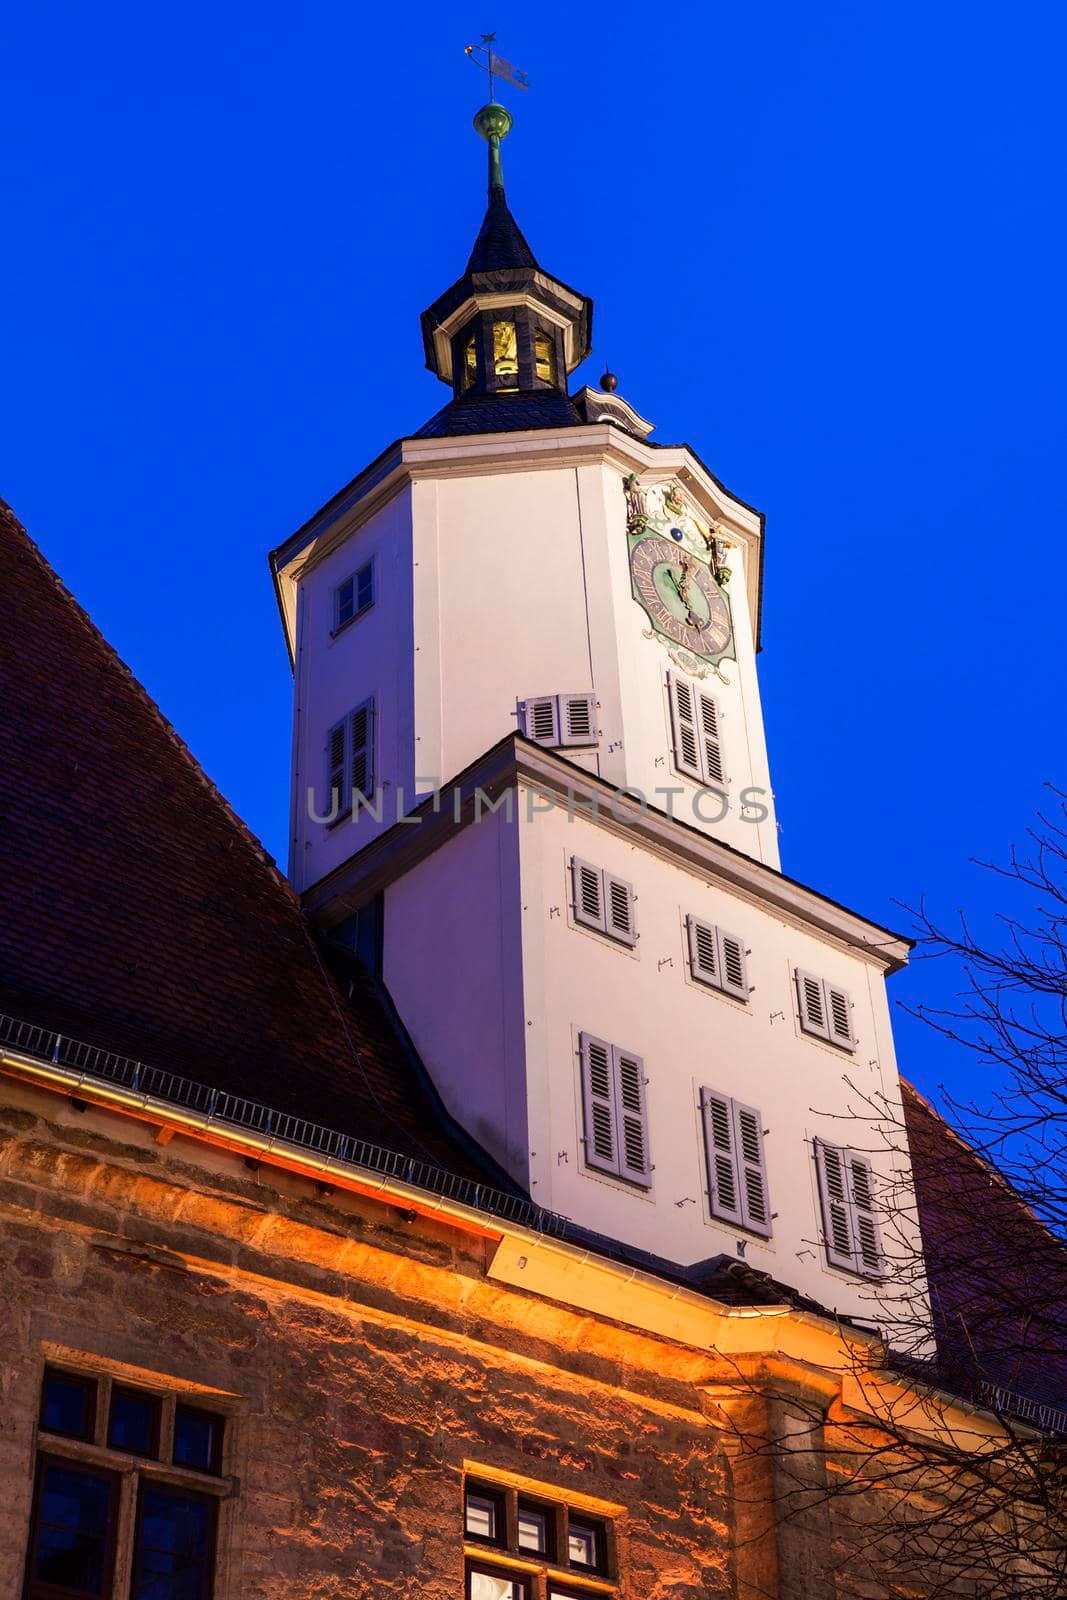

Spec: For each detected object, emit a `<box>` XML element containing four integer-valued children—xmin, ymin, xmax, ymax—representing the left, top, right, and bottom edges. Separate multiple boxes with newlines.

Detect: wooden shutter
<box><xmin>605</xmin><ymin>874</ymin><xmax>636</xmax><ymax>946</ymax></box>
<box><xmin>687</xmin><ymin>916</ymin><xmax>719</xmax><ymax>985</ymax></box>
<box><xmin>523</xmin><ymin>696</ymin><xmax>560</xmax><ymax>746</ymax></box>
<box><xmin>350</xmin><ymin>699</ymin><xmax>374</xmax><ymax>799</ymax></box>
<box><xmin>668</xmin><ymin>675</ymin><xmax>703</xmax><ymax>780</ymax></box>
<box><xmin>698</xmin><ymin>691</ymin><xmax>726</xmax><ymax>786</ymax></box>
<box><xmin>571</xmin><ymin>858</ymin><xmax>605</xmax><ymax>932</ymax></box>
<box><xmin>561</xmin><ymin>693</ymin><xmax>597</xmax><ymax>746</ymax></box>
<box><xmin>326</xmin><ymin>720</ymin><xmax>347</xmax><ymax>817</ymax></box>
<box><xmin>734</xmin><ymin>1101</ymin><xmax>771</xmax><ymax>1236</ymax></box>
<box><xmin>826</xmin><ymin>984</ymin><xmax>855</xmax><ymax>1049</ymax></box>
<box><xmin>717</xmin><ymin>930</ymin><xmax>749</xmax><ymax>1000</ymax></box>
<box><xmin>815</xmin><ymin>1140</ymin><xmax>858</xmax><ymax>1271</ymax></box>
<box><xmin>702</xmin><ymin>1089</ymin><xmax>742</xmax><ymax>1224</ymax></box>
<box><xmin>580</xmin><ymin>1034</ymin><xmax>617</xmax><ymax>1176</ymax></box>
<box><xmin>796</xmin><ymin>969</ymin><xmax>830</xmax><ymax>1039</ymax></box>
<box><xmin>614</xmin><ymin>1047</ymin><xmax>650</xmax><ymax>1186</ymax></box>
<box><xmin>847</xmin><ymin>1153</ymin><xmax>883</xmax><ymax>1276</ymax></box>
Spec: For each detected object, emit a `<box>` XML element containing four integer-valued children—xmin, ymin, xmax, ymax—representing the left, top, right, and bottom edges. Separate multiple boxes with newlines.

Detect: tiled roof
<box><xmin>903</xmin><ymin>1082</ymin><xmax>1067</xmax><ymax>1409</ymax></box>
<box><xmin>464</xmin><ymin>188</ymin><xmax>539</xmax><ymax>274</ymax></box>
<box><xmin>413</xmin><ymin>388</ymin><xmax>585</xmax><ymax>439</ymax></box>
<box><xmin>0</xmin><ymin>498</ymin><xmax>486</xmax><ymax>1174</ymax></box>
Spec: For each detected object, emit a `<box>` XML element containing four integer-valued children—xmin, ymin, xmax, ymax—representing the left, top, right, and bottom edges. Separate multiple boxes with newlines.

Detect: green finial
<box><xmin>474</xmin><ymin>101</ymin><xmax>512</xmax><ymax>193</ymax></box>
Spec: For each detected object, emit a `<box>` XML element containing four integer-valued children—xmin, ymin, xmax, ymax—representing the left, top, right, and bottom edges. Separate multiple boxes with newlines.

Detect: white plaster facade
<box><xmin>274</xmin><ymin>425</ymin><xmax>779</xmax><ymax>895</ymax></box>
<box><xmin>299</xmin><ymin>740</ymin><xmax>919</xmax><ymax>1323</ymax></box>
<box><xmin>273</xmin><ymin>417</ymin><xmax>925</xmax><ymax>1328</ymax></box>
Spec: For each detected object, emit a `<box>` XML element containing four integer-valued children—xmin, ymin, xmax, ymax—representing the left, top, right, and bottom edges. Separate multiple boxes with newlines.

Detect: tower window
<box><xmin>492</xmin><ymin>321</ymin><xmax>518</xmax><ymax>385</ymax></box>
<box><xmin>814</xmin><ymin>1139</ymin><xmax>884</xmax><ymax>1276</ymax></box>
<box><xmin>333</xmin><ymin>560</ymin><xmax>375</xmax><ymax>633</ymax></box>
<box><xmin>534</xmin><ymin>330</ymin><xmax>556</xmax><ymax>383</ymax></box>
<box><xmin>462</xmin><ymin>334</ymin><xmax>478</xmax><ymax>392</ymax></box>
<box><xmin>686</xmin><ymin>916</ymin><xmax>749</xmax><ymax>1000</ymax></box>
<box><xmin>795</xmin><ymin>969</ymin><xmax>855</xmax><ymax>1049</ymax></box>
<box><xmin>701</xmin><ymin>1088</ymin><xmax>771</xmax><ymax>1236</ymax></box>
<box><xmin>578</xmin><ymin>1032</ymin><xmax>651</xmax><ymax>1188</ymax></box>
<box><xmin>519</xmin><ymin>693</ymin><xmax>598</xmax><ymax>749</ymax></box>
<box><xmin>570</xmin><ymin>857</ymin><xmax>636</xmax><ymax>948</ymax></box>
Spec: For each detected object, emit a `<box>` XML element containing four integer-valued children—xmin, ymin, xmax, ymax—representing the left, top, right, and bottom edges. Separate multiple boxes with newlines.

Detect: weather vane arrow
<box><xmin>464</xmin><ymin>33</ymin><xmax>530</xmax><ymax>100</ymax></box>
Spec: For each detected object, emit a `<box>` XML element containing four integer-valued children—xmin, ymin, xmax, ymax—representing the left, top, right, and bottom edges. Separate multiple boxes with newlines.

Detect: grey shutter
<box><xmin>702</xmin><ymin>1089</ymin><xmax>742</xmax><ymax>1225</ymax></box>
<box><xmin>326</xmin><ymin>719</ymin><xmax>347</xmax><ymax>818</ymax></box>
<box><xmin>826</xmin><ymin>984</ymin><xmax>855</xmax><ymax>1049</ymax></box>
<box><xmin>796</xmin><ymin>969</ymin><xmax>829</xmax><ymax>1039</ymax></box>
<box><xmin>717</xmin><ymin>930</ymin><xmax>749</xmax><ymax>1000</ymax></box>
<box><xmin>604</xmin><ymin>874</ymin><xmax>636</xmax><ymax>946</ymax></box>
<box><xmin>614</xmin><ymin>1047</ymin><xmax>651</xmax><ymax>1186</ymax></box>
<box><xmin>580</xmin><ymin>1033</ymin><xmax>617</xmax><ymax>1175</ymax></box>
<box><xmin>688</xmin><ymin>916</ymin><xmax>719</xmax><ymax>985</ymax></box>
<box><xmin>571</xmin><ymin>858</ymin><xmax>605</xmax><ymax>933</ymax></box>
<box><xmin>847</xmin><ymin>1153</ymin><xmax>883</xmax><ymax>1276</ymax></box>
<box><xmin>350</xmin><ymin>699</ymin><xmax>374</xmax><ymax>799</ymax></box>
<box><xmin>734</xmin><ymin>1101</ymin><xmax>771</xmax><ymax>1236</ymax></box>
<box><xmin>669</xmin><ymin>675</ymin><xmax>703</xmax><ymax>780</ymax></box>
<box><xmin>561</xmin><ymin>693</ymin><xmax>597</xmax><ymax>746</ymax></box>
<box><xmin>698</xmin><ymin>691</ymin><xmax>726</xmax><ymax>786</ymax></box>
<box><xmin>815</xmin><ymin>1140</ymin><xmax>858</xmax><ymax>1271</ymax></box>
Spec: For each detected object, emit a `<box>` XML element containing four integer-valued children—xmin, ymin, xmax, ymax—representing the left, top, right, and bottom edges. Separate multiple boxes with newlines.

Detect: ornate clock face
<box><xmin>629</xmin><ymin>534</ymin><xmax>734</xmax><ymax>662</ymax></box>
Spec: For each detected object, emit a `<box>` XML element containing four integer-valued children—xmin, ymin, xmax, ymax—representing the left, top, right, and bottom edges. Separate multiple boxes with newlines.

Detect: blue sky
<box><xmin>3</xmin><ymin>1</ymin><xmax>1064</xmax><ymax>1112</ymax></box>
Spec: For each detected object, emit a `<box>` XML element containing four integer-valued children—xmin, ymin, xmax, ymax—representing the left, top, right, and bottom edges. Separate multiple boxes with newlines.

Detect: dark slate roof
<box><xmin>465</xmin><ymin>187</ymin><xmax>538</xmax><ymax>273</ymax></box>
<box><xmin>413</xmin><ymin>388</ymin><xmax>585</xmax><ymax>439</ymax></box>
<box><xmin>0</xmin><ymin>497</ymin><xmax>489</xmax><ymax>1176</ymax></box>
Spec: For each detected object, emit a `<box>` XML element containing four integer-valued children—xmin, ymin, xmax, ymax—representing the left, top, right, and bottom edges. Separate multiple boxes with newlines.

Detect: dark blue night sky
<box><xmin>3</xmin><ymin>1</ymin><xmax>1064</xmax><ymax>1110</ymax></box>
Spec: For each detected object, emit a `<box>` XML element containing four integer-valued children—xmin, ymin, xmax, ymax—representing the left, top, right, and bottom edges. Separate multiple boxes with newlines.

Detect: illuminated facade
<box><xmin>0</xmin><ymin>97</ymin><xmax>1061</xmax><ymax>1600</ymax></box>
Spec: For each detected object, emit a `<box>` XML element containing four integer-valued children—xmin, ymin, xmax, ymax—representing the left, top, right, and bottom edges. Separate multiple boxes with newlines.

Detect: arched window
<box><xmin>534</xmin><ymin>330</ymin><xmax>556</xmax><ymax>384</ymax></box>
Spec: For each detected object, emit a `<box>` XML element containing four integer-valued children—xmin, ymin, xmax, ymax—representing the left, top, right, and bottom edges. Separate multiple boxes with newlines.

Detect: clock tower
<box><xmin>271</xmin><ymin>102</ymin><xmax>924</xmax><ymax>1328</ymax></box>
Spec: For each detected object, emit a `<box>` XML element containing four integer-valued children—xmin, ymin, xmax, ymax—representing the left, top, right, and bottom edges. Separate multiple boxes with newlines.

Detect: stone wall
<box><xmin>0</xmin><ymin>1087</ymin><xmax>743</xmax><ymax>1600</ymax></box>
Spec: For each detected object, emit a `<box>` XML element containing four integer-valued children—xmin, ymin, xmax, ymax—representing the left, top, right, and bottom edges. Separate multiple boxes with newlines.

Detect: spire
<box><xmin>418</xmin><ymin>94</ymin><xmax>592</xmax><ymax>408</ymax></box>
<box><xmin>464</xmin><ymin>104</ymin><xmax>538</xmax><ymax>273</ymax></box>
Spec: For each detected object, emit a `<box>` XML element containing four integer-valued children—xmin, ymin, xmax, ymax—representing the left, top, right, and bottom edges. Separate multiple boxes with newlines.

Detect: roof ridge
<box><xmin>0</xmin><ymin>497</ymin><xmax>300</xmax><ymax>911</ymax></box>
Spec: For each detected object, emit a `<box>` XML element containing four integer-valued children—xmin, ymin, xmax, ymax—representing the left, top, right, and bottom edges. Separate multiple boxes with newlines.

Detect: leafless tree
<box><xmin>715</xmin><ymin>789</ymin><xmax>1067</xmax><ymax>1599</ymax></box>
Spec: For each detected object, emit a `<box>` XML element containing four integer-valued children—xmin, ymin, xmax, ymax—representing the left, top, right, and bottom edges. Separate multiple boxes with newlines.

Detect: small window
<box><xmin>570</xmin><ymin>858</ymin><xmax>636</xmax><ymax>947</ymax></box>
<box><xmin>324</xmin><ymin>697</ymin><xmax>377</xmax><ymax>825</ymax></box>
<box><xmin>132</xmin><ymin>1483</ymin><xmax>217</xmax><ymax>1600</ymax></box>
<box><xmin>668</xmin><ymin>672</ymin><xmax>726</xmax><ymax>788</ymax></box>
<box><xmin>173</xmin><ymin>1405</ymin><xmax>224</xmax><ymax>1475</ymax></box>
<box><xmin>519</xmin><ymin>693</ymin><xmax>597</xmax><ymax>749</ymax></box>
<box><xmin>107</xmin><ymin>1387</ymin><xmax>161</xmax><ymax>1458</ymax></box>
<box><xmin>39</xmin><ymin>1369</ymin><xmax>96</xmax><ymax>1442</ymax></box>
<box><xmin>462</xmin><ymin>333</ymin><xmax>478</xmax><ymax>391</ymax></box>
<box><xmin>464</xmin><ymin>1486</ymin><xmax>504</xmax><ymax>1544</ymax></box>
<box><xmin>687</xmin><ymin>916</ymin><xmax>748</xmax><ymax>1000</ymax></box>
<box><xmin>814</xmin><ymin>1140</ymin><xmax>884</xmax><ymax>1277</ymax></box>
<box><xmin>795</xmin><ymin>969</ymin><xmax>855</xmax><ymax>1049</ymax></box>
<box><xmin>534</xmin><ymin>330</ymin><xmax>556</xmax><ymax>383</ymax></box>
<box><xmin>333</xmin><ymin>559</ymin><xmax>375</xmax><ymax>633</ymax></box>
<box><xmin>517</xmin><ymin>1502</ymin><xmax>551</xmax><ymax>1556</ymax></box>
<box><xmin>568</xmin><ymin>1518</ymin><xmax>603</xmax><ymax>1570</ymax></box>
<box><xmin>493</xmin><ymin>320</ymin><xmax>519</xmax><ymax>384</ymax></box>
<box><xmin>26</xmin><ymin>1457</ymin><xmax>118</xmax><ymax>1600</ymax></box>
<box><xmin>579</xmin><ymin>1033</ymin><xmax>651</xmax><ymax>1188</ymax></box>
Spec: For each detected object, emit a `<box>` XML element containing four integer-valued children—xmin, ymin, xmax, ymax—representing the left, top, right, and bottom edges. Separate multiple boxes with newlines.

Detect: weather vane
<box><xmin>464</xmin><ymin>33</ymin><xmax>529</xmax><ymax>102</ymax></box>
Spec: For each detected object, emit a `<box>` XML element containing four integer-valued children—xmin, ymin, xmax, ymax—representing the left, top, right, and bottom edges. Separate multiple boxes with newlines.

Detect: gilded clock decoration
<box><xmin>625</xmin><ymin>480</ymin><xmax>735</xmax><ymax>665</ymax></box>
